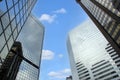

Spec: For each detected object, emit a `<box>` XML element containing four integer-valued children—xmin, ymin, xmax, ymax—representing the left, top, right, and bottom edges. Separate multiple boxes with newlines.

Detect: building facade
<box><xmin>0</xmin><ymin>0</ymin><xmax>45</xmax><ymax>80</ymax></box>
<box><xmin>76</xmin><ymin>0</ymin><xmax>120</xmax><ymax>55</ymax></box>
<box><xmin>67</xmin><ymin>20</ymin><xmax>120</xmax><ymax>80</ymax></box>
<box><xmin>0</xmin><ymin>41</ymin><xmax>23</xmax><ymax>80</ymax></box>
<box><xmin>15</xmin><ymin>15</ymin><xmax>44</xmax><ymax>80</ymax></box>
<box><xmin>66</xmin><ymin>76</ymin><xmax>72</xmax><ymax>80</ymax></box>
<box><xmin>0</xmin><ymin>0</ymin><xmax>37</xmax><ymax>67</ymax></box>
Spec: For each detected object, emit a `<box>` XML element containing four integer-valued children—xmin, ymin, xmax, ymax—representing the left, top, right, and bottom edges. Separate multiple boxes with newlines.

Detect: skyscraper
<box><xmin>15</xmin><ymin>15</ymin><xmax>44</xmax><ymax>80</ymax></box>
<box><xmin>76</xmin><ymin>0</ymin><xmax>120</xmax><ymax>54</ymax></box>
<box><xmin>0</xmin><ymin>0</ymin><xmax>37</xmax><ymax>67</ymax></box>
<box><xmin>67</xmin><ymin>20</ymin><xmax>120</xmax><ymax>80</ymax></box>
<box><xmin>0</xmin><ymin>0</ymin><xmax>45</xmax><ymax>80</ymax></box>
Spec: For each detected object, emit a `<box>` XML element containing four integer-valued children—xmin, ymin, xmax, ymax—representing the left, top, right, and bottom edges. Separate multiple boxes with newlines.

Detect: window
<box><xmin>112</xmin><ymin>0</ymin><xmax>120</xmax><ymax>11</ymax></box>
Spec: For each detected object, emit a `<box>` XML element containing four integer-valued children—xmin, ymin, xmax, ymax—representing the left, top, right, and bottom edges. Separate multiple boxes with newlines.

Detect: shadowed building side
<box><xmin>0</xmin><ymin>41</ymin><xmax>23</xmax><ymax>80</ymax></box>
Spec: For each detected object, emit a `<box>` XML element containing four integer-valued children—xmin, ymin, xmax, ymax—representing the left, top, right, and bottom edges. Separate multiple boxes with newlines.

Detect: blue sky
<box><xmin>32</xmin><ymin>0</ymin><xmax>88</xmax><ymax>80</ymax></box>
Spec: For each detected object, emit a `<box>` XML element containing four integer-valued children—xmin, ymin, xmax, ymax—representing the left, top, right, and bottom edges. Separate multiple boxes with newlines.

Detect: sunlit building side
<box><xmin>76</xmin><ymin>0</ymin><xmax>120</xmax><ymax>55</ymax></box>
<box><xmin>67</xmin><ymin>20</ymin><xmax>120</xmax><ymax>80</ymax></box>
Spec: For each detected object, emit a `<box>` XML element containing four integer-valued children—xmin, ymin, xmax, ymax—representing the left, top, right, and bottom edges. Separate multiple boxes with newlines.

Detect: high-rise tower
<box><xmin>67</xmin><ymin>20</ymin><xmax>120</xmax><ymax>80</ymax></box>
<box><xmin>0</xmin><ymin>0</ymin><xmax>37</xmax><ymax>66</ymax></box>
<box><xmin>76</xmin><ymin>0</ymin><xmax>120</xmax><ymax>54</ymax></box>
<box><xmin>0</xmin><ymin>0</ymin><xmax>44</xmax><ymax>80</ymax></box>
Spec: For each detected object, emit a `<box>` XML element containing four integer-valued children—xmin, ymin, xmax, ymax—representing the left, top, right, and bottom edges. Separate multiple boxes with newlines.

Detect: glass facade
<box><xmin>0</xmin><ymin>0</ymin><xmax>37</xmax><ymax>67</ymax></box>
<box><xmin>16</xmin><ymin>15</ymin><xmax>44</xmax><ymax>80</ymax></box>
<box><xmin>67</xmin><ymin>20</ymin><xmax>120</xmax><ymax>80</ymax></box>
<box><xmin>76</xmin><ymin>0</ymin><xmax>120</xmax><ymax>54</ymax></box>
<box><xmin>0</xmin><ymin>0</ymin><xmax>44</xmax><ymax>80</ymax></box>
<box><xmin>0</xmin><ymin>41</ymin><xmax>23</xmax><ymax>80</ymax></box>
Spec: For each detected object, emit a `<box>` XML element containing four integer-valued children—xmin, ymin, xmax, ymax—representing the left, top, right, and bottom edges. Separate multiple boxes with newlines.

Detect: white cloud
<box><xmin>48</xmin><ymin>68</ymin><xmax>71</xmax><ymax>79</ymax></box>
<box><xmin>39</xmin><ymin>8</ymin><xmax>66</xmax><ymax>24</ymax></box>
<box><xmin>58</xmin><ymin>54</ymin><xmax>63</xmax><ymax>58</ymax></box>
<box><xmin>62</xmin><ymin>69</ymin><xmax>71</xmax><ymax>73</ymax></box>
<box><xmin>39</xmin><ymin>14</ymin><xmax>56</xmax><ymax>23</ymax></box>
<box><xmin>42</xmin><ymin>50</ymin><xmax>54</xmax><ymax>60</ymax></box>
<box><xmin>53</xmin><ymin>8</ymin><xmax>66</xmax><ymax>14</ymax></box>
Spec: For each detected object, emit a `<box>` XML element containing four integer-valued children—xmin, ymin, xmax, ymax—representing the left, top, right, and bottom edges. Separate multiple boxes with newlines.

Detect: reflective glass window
<box><xmin>13</xmin><ymin>28</ymin><xmax>18</xmax><ymax>40</ymax></box>
<box><xmin>0</xmin><ymin>0</ymin><xmax>7</xmax><ymax>14</ymax></box>
<box><xmin>7</xmin><ymin>36</ymin><xmax>14</xmax><ymax>50</ymax></box>
<box><xmin>16</xmin><ymin>61</ymin><xmax>38</xmax><ymax>80</ymax></box>
<box><xmin>1</xmin><ymin>13</ymin><xmax>9</xmax><ymax>29</ymax></box>
<box><xmin>0</xmin><ymin>45</ymin><xmax>8</xmax><ymax>60</ymax></box>
<box><xmin>0</xmin><ymin>34</ymin><xmax>6</xmax><ymax>51</ymax></box>
<box><xmin>0</xmin><ymin>23</ymin><xmax>3</xmax><ymax>35</ymax></box>
<box><xmin>5</xmin><ymin>26</ymin><xmax>12</xmax><ymax>40</ymax></box>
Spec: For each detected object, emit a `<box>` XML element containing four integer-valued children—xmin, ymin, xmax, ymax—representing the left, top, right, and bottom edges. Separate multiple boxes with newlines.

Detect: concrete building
<box><xmin>76</xmin><ymin>0</ymin><xmax>120</xmax><ymax>55</ymax></box>
<box><xmin>67</xmin><ymin>20</ymin><xmax>120</xmax><ymax>80</ymax></box>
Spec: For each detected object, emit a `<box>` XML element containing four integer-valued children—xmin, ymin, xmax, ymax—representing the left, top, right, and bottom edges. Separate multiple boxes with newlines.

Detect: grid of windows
<box><xmin>106</xmin><ymin>43</ymin><xmax>120</xmax><ymax>70</ymax></box>
<box><xmin>0</xmin><ymin>0</ymin><xmax>37</xmax><ymax>62</ymax></box>
<box><xmin>67</xmin><ymin>19</ymin><xmax>120</xmax><ymax>80</ymax></box>
<box><xmin>77</xmin><ymin>0</ymin><xmax>120</xmax><ymax>53</ymax></box>
<box><xmin>16</xmin><ymin>61</ymin><xmax>38</xmax><ymax>80</ymax></box>
<box><xmin>15</xmin><ymin>15</ymin><xmax>44</xmax><ymax>80</ymax></box>
<box><xmin>76</xmin><ymin>62</ymin><xmax>91</xmax><ymax>80</ymax></box>
<box><xmin>96</xmin><ymin>0</ymin><xmax>120</xmax><ymax>17</ymax></box>
<box><xmin>91</xmin><ymin>60</ymin><xmax>120</xmax><ymax>80</ymax></box>
<box><xmin>0</xmin><ymin>0</ymin><xmax>43</xmax><ymax>80</ymax></box>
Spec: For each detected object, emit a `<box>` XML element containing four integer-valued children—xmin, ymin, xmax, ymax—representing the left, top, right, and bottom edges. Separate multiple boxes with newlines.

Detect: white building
<box><xmin>67</xmin><ymin>20</ymin><xmax>120</xmax><ymax>80</ymax></box>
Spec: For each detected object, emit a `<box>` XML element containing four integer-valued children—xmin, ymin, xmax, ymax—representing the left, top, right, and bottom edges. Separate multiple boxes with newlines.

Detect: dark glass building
<box><xmin>0</xmin><ymin>41</ymin><xmax>23</xmax><ymax>80</ymax></box>
<box><xmin>0</xmin><ymin>0</ymin><xmax>45</xmax><ymax>80</ymax></box>
<box><xmin>76</xmin><ymin>0</ymin><xmax>120</xmax><ymax>55</ymax></box>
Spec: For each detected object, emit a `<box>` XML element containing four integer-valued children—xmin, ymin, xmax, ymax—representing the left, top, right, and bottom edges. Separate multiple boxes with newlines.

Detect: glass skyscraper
<box><xmin>16</xmin><ymin>15</ymin><xmax>44</xmax><ymax>80</ymax></box>
<box><xmin>0</xmin><ymin>0</ymin><xmax>37</xmax><ymax>66</ymax></box>
<box><xmin>0</xmin><ymin>0</ymin><xmax>44</xmax><ymax>80</ymax></box>
<box><xmin>76</xmin><ymin>0</ymin><xmax>120</xmax><ymax>55</ymax></box>
<box><xmin>67</xmin><ymin>20</ymin><xmax>120</xmax><ymax>80</ymax></box>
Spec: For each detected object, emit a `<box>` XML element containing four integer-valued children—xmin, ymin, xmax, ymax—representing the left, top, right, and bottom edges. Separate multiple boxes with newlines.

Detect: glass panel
<box><xmin>17</xmin><ymin>16</ymin><xmax>44</xmax><ymax>66</ymax></box>
<box><xmin>13</xmin><ymin>0</ymin><xmax>18</xmax><ymax>4</ymax></box>
<box><xmin>13</xmin><ymin>28</ymin><xmax>18</xmax><ymax>40</ymax></box>
<box><xmin>0</xmin><ymin>0</ymin><xmax>7</xmax><ymax>16</ymax></box>
<box><xmin>9</xmin><ymin>8</ymin><xmax>15</xmax><ymax>21</ymax></box>
<box><xmin>0</xmin><ymin>34</ymin><xmax>6</xmax><ymax>51</ymax></box>
<box><xmin>0</xmin><ymin>45</ymin><xmax>8</xmax><ymax>61</ymax></box>
<box><xmin>0</xmin><ymin>23</ymin><xmax>3</xmax><ymax>34</ymax></box>
<box><xmin>7</xmin><ymin>36</ymin><xmax>14</xmax><ymax>50</ymax></box>
<box><xmin>16</xmin><ymin>61</ymin><xmax>38</xmax><ymax>80</ymax></box>
<box><xmin>14</xmin><ymin>3</ymin><xmax>19</xmax><ymax>15</ymax></box>
<box><xmin>17</xmin><ymin>23</ymin><xmax>21</xmax><ymax>32</ymax></box>
<box><xmin>5</xmin><ymin>26</ymin><xmax>12</xmax><ymax>40</ymax></box>
<box><xmin>1</xmin><ymin>13</ymin><xmax>9</xmax><ymax>29</ymax></box>
<box><xmin>11</xmin><ymin>19</ymin><xmax>16</xmax><ymax>31</ymax></box>
<box><xmin>6</xmin><ymin>0</ymin><xmax>13</xmax><ymax>9</ymax></box>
